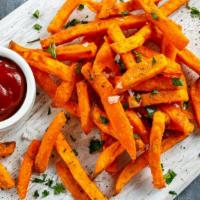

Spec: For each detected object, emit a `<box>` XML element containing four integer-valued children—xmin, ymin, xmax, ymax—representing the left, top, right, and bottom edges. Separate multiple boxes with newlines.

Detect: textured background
<box><xmin>0</xmin><ymin>0</ymin><xmax>200</xmax><ymax>199</ymax></box>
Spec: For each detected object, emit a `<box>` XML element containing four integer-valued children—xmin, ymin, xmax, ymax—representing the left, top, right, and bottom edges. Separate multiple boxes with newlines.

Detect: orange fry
<box><xmin>41</xmin><ymin>15</ymin><xmax>146</xmax><ymax>48</ymax></box>
<box><xmin>114</xmin><ymin>54</ymin><xmax>167</xmax><ymax>94</ymax></box>
<box><xmin>48</xmin><ymin>0</ymin><xmax>81</xmax><ymax>33</ymax></box>
<box><xmin>56</xmin><ymin>161</ymin><xmax>90</xmax><ymax>200</ymax></box>
<box><xmin>98</xmin><ymin>0</ymin><xmax>116</xmax><ymax>19</ymax></box>
<box><xmin>0</xmin><ymin>142</ymin><xmax>16</xmax><ymax>158</ymax></box>
<box><xmin>76</xmin><ymin>81</ymin><xmax>93</xmax><ymax>134</ymax></box>
<box><xmin>17</xmin><ymin>140</ymin><xmax>40</xmax><ymax>199</ymax></box>
<box><xmin>0</xmin><ymin>163</ymin><xmax>15</xmax><ymax>189</ymax></box>
<box><xmin>82</xmin><ymin>63</ymin><xmax>136</xmax><ymax>160</ymax></box>
<box><xmin>190</xmin><ymin>79</ymin><xmax>200</xmax><ymax>128</ymax></box>
<box><xmin>55</xmin><ymin>132</ymin><xmax>108</xmax><ymax>200</ymax></box>
<box><xmin>35</xmin><ymin>112</ymin><xmax>66</xmax><ymax>173</ymax></box>
<box><xmin>149</xmin><ymin>111</ymin><xmax>166</xmax><ymax>189</ymax></box>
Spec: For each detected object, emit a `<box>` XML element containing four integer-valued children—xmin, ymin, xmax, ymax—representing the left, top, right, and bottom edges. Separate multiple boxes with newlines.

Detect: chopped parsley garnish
<box><xmin>45</xmin><ymin>179</ymin><xmax>53</xmax><ymax>187</ymax></box>
<box><xmin>42</xmin><ymin>190</ymin><xmax>49</xmax><ymax>198</ymax></box>
<box><xmin>47</xmin><ymin>42</ymin><xmax>57</xmax><ymax>59</ymax></box>
<box><xmin>164</xmin><ymin>169</ymin><xmax>177</xmax><ymax>184</ymax></box>
<box><xmin>65</xmin><ymin>19</ymin><xmax>88</xmax><ymax>28</ymax></box>
<box><xmin>89</xmin><ymin>139</ymin><xmax>103</xmax><ymax>153</ymax></box>
<box><xmin>33</xmin><ymin>190</ymin><xmax>39</xmax><ymax>199</ymax></box>
<box><xmin>146</xmin><ymin>107</ymin><xmax>157</xmax><ymax>118</ymax></box>
<box><xmin>132</xmin><ymin>50</ymin><xmax>142</xmax><ymax>63</ymax></box>
<box><xmin>32</xmin><ymin>174</ymin><xmax>47</xmax><ymax>183</ymax></box>
<box><xmin>116</xmin><ymin>59</ymin><xmax>126</xmax><ymax>74</ymax></box>
<box><xmin>33</xmin><ymin>23</ymin><xmax>42</xmax><ymax>31</ymax></box>
<box><xmin>100</xmin><ymin>115</ymin><xmax>109</xmax><ymax>125</ymax></box>
<box><xmin>151</xmin><ymin>12</ymin><xmax>159</xmax><ymax>20</ymax></box>
<box><xmin>27</xmin><ymin>38</ymin><xmax>40</xmax><ymax>44</ymax></box>
<box><xmin>135</xmin><ymin>93</ymin><xmax>141</xmax><ymax>102</ymax></box>
<box><xmin>53</xmin><ymin>183</ymin><xmax>65</xmax><ymax>195</ymax></box>
<box><xmin>133</xmin><ymin>134</ymin><xmax>140</xmax><ymax>139</ymax></box>
<box><xmin>120</xmin><ymin>0</ymin><xmax>124</xmax><ymax>2</ymax></box>
<box><xmin>151</xmin><ymin>89</ymin><xmax>159</xmax><ymax>95</ymax></box>
<box><xmin>152</xmin><ymin>56</ymin><xmax>156</xmax><ymax>65</ymax></box>
<box><xmin>73</xmin><ymin>149</ymin><xmax>78</xmax><ymax>156</ymax></box>
<box><xmin>123</xmin><ymin>102</ymin><xmax>129</xmax><ymax>110</ymax></box>
<box><xmin>172</xmin><ymin>78</ymin><xmax>183</xmax><ymax>86</ymax></box>
<box><xmin>78</xmin><ymin>4</ymin><xmax>84</xmax><ymax>11</ymax></box>
<box><xmin>47</xmin><ymin>107</ymin><xmax>51</xmax><ymax>115</ymax></box>
<box><xmin>121</xmin><ymin>11</ymin><xmax>129</xmax><ymax>16</ymax></box>
<box><xmin>33</xmin><ymin>9</ymin><xmax>40</xmax><ymax>19</ymax></box>
<box><xmin>76</xmin><ymin>62</ymin><xmax>82</xmax><ymax>75</ymax></box>
<box><xmin>161</xmin><ymin>163</ymin><xmax>164</xmax><ymax>171</ymax></box>
<box><xmin>169</xmin><ymin>190</ymin><xmax>177</xmax><ymax>196</ymax></box>
<box><xmin>183</xmin><ymin>101</ymin><xmax>189</xmax><ymax>110</ymax></box>
<box><xmin>186</xmin><ymin>4</ymin><xmax>200</xmax><ymax>19</ymax></box>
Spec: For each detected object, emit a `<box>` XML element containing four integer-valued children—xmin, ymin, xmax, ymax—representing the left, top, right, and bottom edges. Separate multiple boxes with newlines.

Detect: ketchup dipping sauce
<box><xmin>0</xmin><ymin>57</ymin><xmax>26</xmax><ymax>122</ymax></box>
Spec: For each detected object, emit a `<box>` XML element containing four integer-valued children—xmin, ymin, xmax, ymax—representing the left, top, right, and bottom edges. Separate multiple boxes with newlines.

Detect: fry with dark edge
<box><xmin>0</xmin><ymin>142</ymin><xmax>16</xmax><ymax>158</ymax></box>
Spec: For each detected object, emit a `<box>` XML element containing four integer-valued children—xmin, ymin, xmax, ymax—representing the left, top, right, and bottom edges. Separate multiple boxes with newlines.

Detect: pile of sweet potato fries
<box><xmin>1</xmin><ymin>0</ymin><xmax>200</xmax><ymax>199</ymax></box>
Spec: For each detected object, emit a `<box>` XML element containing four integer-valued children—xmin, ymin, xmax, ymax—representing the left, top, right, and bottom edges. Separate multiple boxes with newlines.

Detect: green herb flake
<box><xmin>33</xmin><ymin>190</ymin><xmax>39</xmax><ymax>199</ymax></box>
<box><xmin>133</xmin><ymin>134</ymin><xmax>140</xmax><ymax>139</ymax></box>
<box><xmin>151</xmin><ymin>89</ymin><xmax>159</xmax><ymax>95</ymax></box>
<box><xmin>183</xmin><ymin>101</ymin><xmax>189</xmax><ymax>110</ymax></box>
<box><xmin>47</xmin><ymin>107</ymin><xmax>51</xmax><ymax>115</ymax></box>
<box><xmin>76</xmin><ymin>62</ymin><xmax>82</xmax><ymax>75</ymax></box>
<box><xmin>120</xmin><ymin>0</ymin><xmax>124</xmax><ymax>2</ymax></box>
<box><xmin>32</xmin><ymin>174</ymin><xmax>47</xmax><ymax>183</ymax></box>
<box><xmin>78</xmin><ymin>4</ymin><xmax>84</xmax><ymax>11</ymax></box>
<box><xmin>151</xmin><ymin>12</ymin><xmax>159</xmax><ymax>20</ymax></box>
<box><xmin>53</xmin><ymin>183</ymin><xmax>65</xmax><ymax>195</ymax></box>
<box><xmin>172</xmin><ymin>78</ymin><xmax>183</xmax><ymax>86</ymax></box>
<box><xmin>146</xmin><ymin>107</ymin><xmax>157</xmax><ymax>118</ymax></box>
<box><xmin>152</xmin><ymin>56</ymin><xmax>156</xmax><ymax>65</ymax></box>
<box><xmin>161</xmin><ymin>163</ymin><xmax>164</xmax><ymax>172</ymax></box>
<box><xmin>27</xmin><ymin>38</ymin><xmax>40</xmax><ymax>44</ymax></box>
<box><xmin>47</xmin><ymin>42</ymin><xmax>57</xmax><ymax>59</ymax></box>
<box><xmin>65</xmin><ymin>19</ymin><xmax>88</xmax><ymax>28</ymax></box>
<box><xmin>121</xmin><ymin>11</ymin><xmax>129</xmax><ymax>16</ymax></box>
<box><xmin>186</xmin><ymin>4</ymin><xmax>200</xmax><ymax>18</ymax></box>
<box><xmin>45</xmin><ymin>179</ymin><xmax>54</xmax><ymax>187</ymax></box>
<box><xmin>33</xmin><ymin>23</ymin><xmax>42</xmax><ymax>31</ymax></box>
<box><xmin>164</xmin><ymin>169</ymin><xmax>177</xmax><ymax>184</ymax></box>
<box><xmin>89</xmin><ymin>139</ymin><xmax>103</xmax><ymax>154</ymax></box>
<box><xmin>42</xmin><ymin>190</ymin><xmax>49</xmax><ymax>198</ymax></box>
<box><xmin>169</xmin><ymin>190</ymin><xmax>177</xmax><ymax>196</ymax></box>
<box><xmin>33</xmin><ymin>10</ymin><xmax>40</xmax><ymax>19</ymax></box>
<box><xmin>116</xmin><ymin>59</ymin><xmax>126</xmax><ymax>74</ymax></box>
<box><xmin>100</xmin><ymin>115</ymin><xmax>109</xmax><ymax>125</ymax></box>
<box><xmin>132</xmin><ymin>50</ymin><xmax>142</xmax><ymax>63</ymax></box>
<box><xmin>123</xmin><ymin>102</ymin><xmax>129</xmax><ymax>110</ymax></box>
<box><xmin>73</xmin><ymin>149</ymin><xmax>78</xmax><ymax>156</ymax></box>
<box><xmin>135</xmin><ymin>93</ymin><xmax>141</xmax><ymax>102</ymax></box>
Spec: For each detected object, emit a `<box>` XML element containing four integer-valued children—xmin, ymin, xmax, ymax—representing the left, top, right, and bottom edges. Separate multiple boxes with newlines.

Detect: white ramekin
<box><xmin>0</xmin><ymin>46</ymin><xmax>36</xmax><ymax>132</ymax></box>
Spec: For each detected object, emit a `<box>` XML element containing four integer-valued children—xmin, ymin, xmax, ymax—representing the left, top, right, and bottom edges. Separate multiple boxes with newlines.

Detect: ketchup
<box><xmin>0</xmin><ymin>57</ymin><xmax>26</xmax><ymax>121</ymax></box>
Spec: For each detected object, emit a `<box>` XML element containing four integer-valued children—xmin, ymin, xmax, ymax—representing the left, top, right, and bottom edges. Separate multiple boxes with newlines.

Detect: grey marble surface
<box><xmin>0</xmin><ymin>0</ymin><xmax>199</xmax><ymax>199</ymax></box>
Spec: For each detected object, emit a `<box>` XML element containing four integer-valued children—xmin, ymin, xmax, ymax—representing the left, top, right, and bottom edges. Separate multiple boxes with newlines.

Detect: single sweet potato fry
<box><xmin>115</xmin><ymin>134</ymin><xmax>188</xmax><ymax>193</ymax></box>
<box><xmin>24</xmin><ymin>51</ymin><xmax>73</xmax><ymax>82</ymax></box>
<box><xmin>41</xmin><ymin>15</ymin><xmax>146</xmax><ymax>48</ymax></box>
<box><xmin>56</xmin><ymin>43</ymin><xmax>97</xmax><ymax>61</ymax></box>
<box><xmin>33</xmin><ymin>69</ymin><xmax>57</xmax><ymax>98</ymax></box>
<box><xmin>82</xmin><ymin>63</ymin><xmax>137</xmax><ymax>160</ymax></box>
<box><xmin>137</xmin><ymin>0</ymin><xmax>189</xmax><ymax>50</ymax></box>
<box><xmin>17</xmin><ymin>140</ymin><xmax>40</xmax><ymax>199</ymax></box>
<box><xmin>48</xmin><ymin>0</ymin><xmax>81</xmax><ymax>33</ymax></box>
<box><xmin>111</xmin><ymin>24</ymin><xmax>152</xmax><ymax>54</ymax></box>
<box><xmin>98</xmin><ymin>0</ymin><xmax>116</xmax><ymax>19</ymax></box>
<box><xmin>149</xmin><ymin>111</ymin><xmax>166</xmax><ymax>189</ymax></box>
<box><xmin>92</xmin><ymin>41</ymin><xmax>118</xmax><ymax>75</ymax></box>
<box><xmin>177</xmin><ymin>49</ymin><xmax>200</xmax><ymax>75</ymax></box>
<box><xmin>128</xmin><ymin>89</ymin><xmax>189</xmax><ymax>108</ymax></box>
<box><xmin>0</xmin><ymin>163</ymin><xmax>15</xmax><ymax>189</ymax></box>
<box><xmin>114</xmin><ymin>54</ymin><xmax>167</xmax><ymax>94</ymax></box>
<box><xmin>0</xmin><ymin>142</ymin><xmax>16</xmax><ymax>158</ymax></box>
<box><xmin>55</xmin><ymin>132</ymin><xmax>108</xmax><ymax>200</ymax></box>
<box><xmin>160</xmin><ymin>105</ymin><xmax>194</xmax><ymax>135</ymax></box>
<box><xmin>56</xmin><ymin>161</ymin><xmax>90</xmax><ymax>200</ymax></box>
<box><xmin>76</xmin><ymin>81</ymin><xmax>93</xmax><ymax>134</ymax></box>
<box><xmin>35</xmin><ymin>112</ymin><xmax>66</xmax><ymax>173</ymax></box>
<box><xmin>190</xmin><ymin>79</ymin><xmax>200</xmax><ymax>128</ymax></box>
<box><xmin>107</xmin><ymin>23</ymin><xmax>135</xmax><ymax>69</ymax></box>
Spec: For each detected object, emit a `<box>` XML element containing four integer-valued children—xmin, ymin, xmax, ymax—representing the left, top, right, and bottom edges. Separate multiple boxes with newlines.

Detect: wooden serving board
<box><xmin>0</xmin><ymin>0</ymin><xmax>200</xmax><ymax>199</ymax></box>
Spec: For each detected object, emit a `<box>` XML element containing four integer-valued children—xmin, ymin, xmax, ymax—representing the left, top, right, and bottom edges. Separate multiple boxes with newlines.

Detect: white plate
<box><xmin>0</xmin><ymin>0</ymin><xmax>200</xmax><ymax>199</ymax></box>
